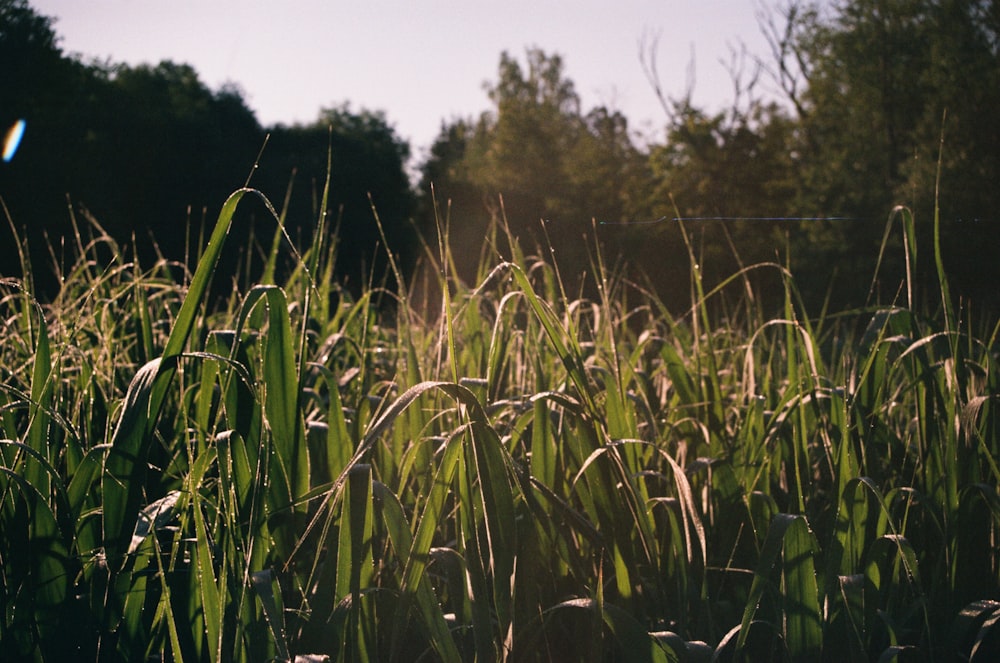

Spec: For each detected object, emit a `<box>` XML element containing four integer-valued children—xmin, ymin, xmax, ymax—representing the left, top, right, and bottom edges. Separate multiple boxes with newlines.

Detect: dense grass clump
<box><xmin>1</xmin><ymin>187</ymin><xmax>999</xmax><ymax>662</ymax></box>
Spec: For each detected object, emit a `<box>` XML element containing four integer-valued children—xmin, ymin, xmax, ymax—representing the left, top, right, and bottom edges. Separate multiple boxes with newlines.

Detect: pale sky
<box><xmin>31</xmin><ymin>1</ymin><xmax>785</xmax><ymax>162</ymax></box>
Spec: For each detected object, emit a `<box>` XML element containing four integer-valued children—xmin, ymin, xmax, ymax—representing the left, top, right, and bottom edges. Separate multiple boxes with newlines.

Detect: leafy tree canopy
<box><xmin>766</xmin><ymin>0</ymin><xmax>1000</xmax><ymax>308</ymax></box>
<box><xmin>254</xmin><ymin>104</ymin><xmax>416</xmax><ymax>295</ymax></box>
<box><xmin>418</xmin><ymin>48</ymin><xmax>648</xmax><ymax>290</ymax></box>
<box><xmin>1</xmin><ymin>1</ymin><xmax>417</xmax><ymax>300</ymax></box>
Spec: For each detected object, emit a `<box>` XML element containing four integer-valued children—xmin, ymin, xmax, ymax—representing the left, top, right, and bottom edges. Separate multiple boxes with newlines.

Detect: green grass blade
<box><xmin>102</xmin><ymin>357</ymin><xmax>165</xmax><ymax>568</ymax></box>
<box><xmin>737</xmin><ymin>513</ymin><xmax>822</xmax><ymax>661</ymax></box>
<box><xmin>24</xmin><ymin>307</ymin><xmax>54</xmax><ymax>497</ymax></box>
<box><xmin>334</xmin><ymin>463</ymin><xmax>375</xmax><ymax>662</ymax></box>
<box><xmin>250</xmin><ymin>569</ymin><xmax>290</xmax><ymax>662</ymax></box>
<box><xmin>189</xmin><ymin>449</ymin><xmax>223</xmax><ymax>662</ymax></box>
<box><xmin>240</xmin><ymin>286</ymin><xmax>305</xmax><ymax>508</ymax></box>
<box><xmin>373</xmin><ymin>479</ymin><xmax>463</xmax><ymax>663</ymax></box>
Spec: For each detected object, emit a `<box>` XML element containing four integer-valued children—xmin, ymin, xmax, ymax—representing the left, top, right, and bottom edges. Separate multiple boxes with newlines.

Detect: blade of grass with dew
<box><xmin>468</xmin><ymin>412</ymin><xmax>518</xmax><ymax>651</ymax></box>
<box><xmin>388</xmin><ymin>424</ymin><xmax>467</xmax><ymax>660</ymax></box>
<box><xmin>333</xmin><ymin>464</ymin><xmax>375</xmax><ymax>662</ymax></box>
<box><xmin>187</xmin><ymin>448</ymin><xmax>225</xmax><ymax>662</ymax></box>
<box><xmin>148</xmin><ymin>541</ymin><xmax>186</xmax><ymax>663</ymax></box>
<box><xmin>239</xmin><ymin>285</ymin><xmax>306</xmax><ymax>513</ymax></box>
<box><xmin>307</xmin><ymin>362</ymin><xmax>354</xmax><ymax>482</ymax></box>
<box><xmin>102</xmin><ymin>189</ymin><xmax>274</xmax><ymax>568</ymax></box>
<box><xmin>456</xmin><ymin>433</ymin><xmax>500</xmax><ymax>661</ymax></box>
<box><xmin>250</xmin><ymin>569</ymin><xmax>291</xmax><ymax>662</ymax></box>
<box><xmin>434</xmin><ymin>382</ymin><xmax>518</xmax><ymax>656</ymax></box>
<box><xmin>208</xmin><ymin>331</ymin><xmax>264</xmax><ymax>456</ymax></box>
<box><xmin>114</xmin><ymin>517</ymin><xmax>157</xmax><ymax>656</ymax></box>
<box><xmin>215</xmin><ymin>429</ymin><xmax>272</xmax><ymax>660</ymax></box>
<box><xmin>736</xmin><ymin>513</ymin><xmax>823</xmax><ymax>662</ymax></box>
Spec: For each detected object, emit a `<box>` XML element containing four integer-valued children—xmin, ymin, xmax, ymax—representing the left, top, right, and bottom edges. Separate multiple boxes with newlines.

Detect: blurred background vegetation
<box><xmin>3</xmin><ymin>0</ymin><xmax>999</xmax><ymax>314</ymax></box>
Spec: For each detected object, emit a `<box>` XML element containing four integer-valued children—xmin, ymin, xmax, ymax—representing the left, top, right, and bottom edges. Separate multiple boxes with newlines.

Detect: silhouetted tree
<box><xmin>0</xmin><ymin>0</ymin><xmax>91</xmax><ymax>285</ymax></box>
<box><xmin>255</xmin><ymin>104</ymin><xmax>416</xmax><ymax>297</ymax></box>
<box><xmin>0</xmin><ymin>2</ymin><xmax>265</xmax><ymax>293</ymax></box>
<box><xmin>1</xmin><ymin>3</ymin><xmax>418</xmax><ymax>300</ymax></box>
<box><xmin>82</xmin><ymin>61</ymin><xmax>263</xmax><ymax>263</ymax></box>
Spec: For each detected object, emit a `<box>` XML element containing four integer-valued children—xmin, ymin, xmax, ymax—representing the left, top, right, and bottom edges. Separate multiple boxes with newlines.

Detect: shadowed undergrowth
<box><xmin>1</xmin><ymin>186</ymin><xmax>999</xmax><ymax>662</ymax></box>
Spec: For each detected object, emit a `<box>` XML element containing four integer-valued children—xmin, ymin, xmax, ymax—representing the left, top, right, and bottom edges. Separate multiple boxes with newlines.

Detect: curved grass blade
<box><xmin>102</xmin><ymin>357</ymin><xmax>164</xmax><ymax>569</ymax></box>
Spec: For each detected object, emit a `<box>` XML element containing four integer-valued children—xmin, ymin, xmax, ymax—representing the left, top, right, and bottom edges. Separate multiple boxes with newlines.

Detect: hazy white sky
<box><xmin>31</xmin><ymin>1</ymin><xmax>782</xmax><ymax>160</ymax></box>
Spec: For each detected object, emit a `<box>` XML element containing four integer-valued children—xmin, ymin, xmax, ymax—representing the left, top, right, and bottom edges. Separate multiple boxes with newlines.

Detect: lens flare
<box><xmin>3</xmin><ymin>119</ymin><xmax>26</xmax><ymax>162</ymax></box>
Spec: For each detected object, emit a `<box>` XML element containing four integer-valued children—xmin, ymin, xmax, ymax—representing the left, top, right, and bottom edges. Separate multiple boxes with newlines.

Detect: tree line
<box><xmin>1</xmin><ymin>0</ymin><xmax>414</xmax><ymax>300</ymax></box>
<box><xmin>3</xmin><ymin>0</ymin><xmax>999</xmax><ymax>314</ymax></box>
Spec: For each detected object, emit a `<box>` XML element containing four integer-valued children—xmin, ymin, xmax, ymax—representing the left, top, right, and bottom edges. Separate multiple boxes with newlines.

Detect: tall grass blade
<box><xmin>334</xmin><ymin>463</ymin><xmax>375</xmax><ymax>663</ymax></box>
<box><xmin>102</xmin><ymin>357</ymin><xmax>164</xmax><ymax>568</ymax></box>
<box><xmin>374</xmin><ymin>480</ymin><xmax>462</xmax><ymax>663</ymax></box>
<box><xmin>737</xmin><ymin>513</ymin><xmax>822</xmax><ymax>661</ymax></box>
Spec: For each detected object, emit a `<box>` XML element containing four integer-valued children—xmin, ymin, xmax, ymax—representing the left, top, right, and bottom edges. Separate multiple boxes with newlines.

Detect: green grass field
<box><xmin>1</xmin><ymin>186</ymin><xmax>999</xmax><ymax>662</ymax></box>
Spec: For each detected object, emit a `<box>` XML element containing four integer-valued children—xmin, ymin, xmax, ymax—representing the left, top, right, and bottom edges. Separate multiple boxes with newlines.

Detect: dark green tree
<box><xmin>0</xmin><ymin>6</ymin><xmax>265</xmax><ymax>294</ymax></box>
<box><xmin>255</xmin><ymin>104</ymin><xmax>416</xmax><ymax>297</ymax></box>
<box><xmin>85</xmin><ymin>61</ymin><xmax>263</xmax><ymax>261</ymax></box>
<box><xmin>0</xmin><ymin>0</ymin><xmax>91</xmax><ymax>286</ymax></box>
<box><xmin>765</xmin><ymin>0</ymin><xmax>1000</xmax><ymax>309</ymax></box>
<box><xmin>0</xmin><ymin>0</ymin><xmax>68</xmax><ymax>127</ymax></box>
<box><xmin>1</xmin><ymin>2</ymin><xmax>415</xmax><ymax>300</ymax></box>
<box><xmin>642</xmin><ymin>99</ymin><xmax>798</xmax><ymax>299</ymax></box>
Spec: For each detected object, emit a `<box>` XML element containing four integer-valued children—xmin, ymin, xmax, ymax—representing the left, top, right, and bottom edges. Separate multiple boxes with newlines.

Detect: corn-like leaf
<box><xmin>738</xmin><ymin>513</ymin><xmax>822</xmax><ymax>662</ymax></box>
<box><xmin>102</xmin><ymin>357</ymin><xmax>163</xmax><ymax>568</ymax></box>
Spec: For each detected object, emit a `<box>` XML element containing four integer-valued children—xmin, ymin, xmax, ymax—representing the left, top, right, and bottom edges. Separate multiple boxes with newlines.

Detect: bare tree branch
<box><xmin>721</xmin><ymin>41</ymin><xmax>763</xmax><ymax>124</ymax></box>
<box><xmin>639</xmin><ymin>29</ymin><xmax>696</xmax><ymax>123</ymax></box>
<box><xmin>755</xmin><ymin>0</ymin><xmax>815</xmax><ymax>119</ymax></box>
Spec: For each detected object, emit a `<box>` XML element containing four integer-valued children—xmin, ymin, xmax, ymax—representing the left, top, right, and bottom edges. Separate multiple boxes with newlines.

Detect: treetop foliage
<box><xmin>0</xmin><ymin>0</ymin><xmax>413</xmax><ymax>299</ymax></box>
<box><xmin>421</xmin><ymin>1</ymin><xmax>1000</xmax><ymax>313</ymax></box>
<box><xmin>3</xmin><ymin>0</ymin><xmax>1000</xmax><ymax>313</ymax></box>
